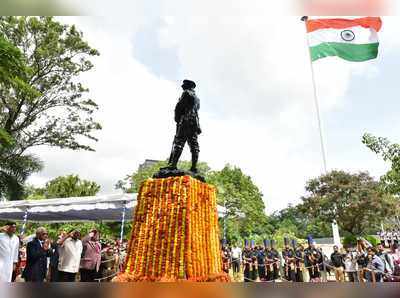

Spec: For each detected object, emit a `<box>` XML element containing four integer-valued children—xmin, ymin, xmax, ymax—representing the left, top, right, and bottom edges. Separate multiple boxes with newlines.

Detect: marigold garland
<box><xmin>115</xmin><ymin>176</ymin><xmax>229</xmax><ymax>282</ymax></box>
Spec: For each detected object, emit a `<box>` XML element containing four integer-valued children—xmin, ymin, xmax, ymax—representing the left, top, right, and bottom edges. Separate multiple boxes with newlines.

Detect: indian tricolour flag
<box><xmin>306</xmin><ymin>17</ymin><xmax>382</xmax><ymax>62</ymax></box>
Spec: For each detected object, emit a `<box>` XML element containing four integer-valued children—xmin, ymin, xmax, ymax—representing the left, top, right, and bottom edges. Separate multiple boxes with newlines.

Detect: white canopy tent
<box><xmin>0</xmin><ymin>194</ymin><xmax>227</xmax><ymax>222</ymax></box>
<box><xmin>0</xmin><ymin>194</ymin><xmax>137</xmax><ymax>223</ymax></box>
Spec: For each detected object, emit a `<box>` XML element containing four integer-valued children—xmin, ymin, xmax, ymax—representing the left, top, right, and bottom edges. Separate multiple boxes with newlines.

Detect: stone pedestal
<box><xmin>117</xmin><ymin>176</ymin><xmax>228</xmax><ymax>282</ymax></box>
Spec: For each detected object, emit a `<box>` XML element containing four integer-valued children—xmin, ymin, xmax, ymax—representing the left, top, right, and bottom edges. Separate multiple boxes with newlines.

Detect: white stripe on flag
<box><xmin>308</xmin><ymin>26</ymin><xmax>379</xmax><ymax>47</ymax></box>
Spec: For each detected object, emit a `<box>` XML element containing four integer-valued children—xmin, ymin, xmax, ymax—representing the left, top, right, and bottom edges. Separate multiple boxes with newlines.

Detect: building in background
<box><xmin>138</xmin><ymin>159</ymin><xmax>162</xmax><ymax>171</ymax></box>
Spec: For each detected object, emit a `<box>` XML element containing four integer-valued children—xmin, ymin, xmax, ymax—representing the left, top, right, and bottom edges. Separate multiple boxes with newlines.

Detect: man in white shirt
<box><xmin>57</xmin><ymin>229</ymin><xmax>83</xmax><ymax>282</ymax></box>
<box><xmin>0</xmin><ymin>222</ymin><xmax>20</xmax><ymax>282</ymax></box>
<box><xmin>231</xmin><ymin>244</ymin><xmax>242</xmax><ymax>277</ymax></box>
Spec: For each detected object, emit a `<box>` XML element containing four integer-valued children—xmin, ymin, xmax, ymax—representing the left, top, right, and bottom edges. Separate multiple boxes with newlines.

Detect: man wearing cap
<box><xmin>242</xmin><ymin>240</ymin><xmax>253</xmax><ymax>282</ymax></box>
<box><xmin>256</xmin><ymin>243</ymin><xmax>267</xmax><ymax>281</ymax></box>
<box><xmin>294</xmin><ymin>243</ymin><xmax>304</xmax><ymax>282</ymax></box>
<box><xmin>267</xmin><ymin>240</ymin><xmax>280</xmax><ymax>281</ymax></box>
<box><xmin>282</xmin><ymin>237</ymin><xmax>296</xmax><ymax>281</ymax></box>
<box><xmin>164</xmin><ymin>79</ymin><xmax>201</xmax><ymax>173</ymax></box>
<box><xmin>304</xmin><ymin>236</ymin><xmax>322</xmax><ymax>282</ymax></box>
<box><xmin>264</xmin><ymin>240</ymin><xmax>273</xmax><ymax>281</ymax></box>
<box><xmin>0</xmin><ymin>222</ymin><xmax>20</xmax><ymax>282</ymax></box>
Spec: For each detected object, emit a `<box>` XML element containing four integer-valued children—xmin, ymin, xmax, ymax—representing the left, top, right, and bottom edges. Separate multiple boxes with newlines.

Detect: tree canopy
<box><xmin>299</xmin><ymin>170</ymin><xmax>398</xmax><ymax>236</ymax></box>
<box><xmin>26</xmin><ymin>174</ymin><xmax>100</xmax><ymax>199</ymax></box>
<box><xmin>363</xmin><ymin>133</ymin><xmax>400</xmax><ymax>196</ymax></box>
<box><xmin>0</xmin><ymin>17</ymin><xmax>101</xmax><ymax>200</ymax></box>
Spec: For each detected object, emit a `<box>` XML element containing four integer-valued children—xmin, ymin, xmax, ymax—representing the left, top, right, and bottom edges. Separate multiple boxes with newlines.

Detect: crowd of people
<box><xmin>0</xmin><ymin>222</ymin><xmax>127</xmax><ymax>282</ymax></box>
<box><xmin>221</xmin><ymin>236</ymin><xmax>400</xmax><ymax>283</ymax></box>
<box><xmin>2</xmin><ymin>220</ymin><xmax>400</xmax><ymax>283</ymax></box>
<box><xmin>378</xmin><ymin>229</ymin><xmax>400</xmax><ymax>248</ymax></box>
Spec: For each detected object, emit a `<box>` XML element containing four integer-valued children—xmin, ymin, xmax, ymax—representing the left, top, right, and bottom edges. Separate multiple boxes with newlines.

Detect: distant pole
<box><xmin>302</xmin><ymin>16</ymin><xmax>328</xmax><ymax>174</ymax></box>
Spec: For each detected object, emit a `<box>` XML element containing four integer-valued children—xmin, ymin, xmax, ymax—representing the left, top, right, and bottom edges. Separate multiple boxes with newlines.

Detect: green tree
<box><xmin>269</xmin><ymin>204</ymin><xmax>331</xmax><ymax>239</ymax></box>
<box><xmin>207</xmin><ymin>165</ymin><xmax>270</xmax><ymax>243</ymax></box>
<box><xmin>0</xmin><ymin>17</ymin><xmax>101</xmax><ymax>200</ymax></box>
<box><xmin>37</xmin><ymin>175</ymin><xmax>101</xmax><ymax>199</ymax></box>
<box><xmin>300</xmin><ymin>170</ymin><xmax>398</xmax><ymax>236</ymax></box>
<box><xmin>0</xmin><ymin>35</ymin><xmax>43</xmax><ymax>200</ymax></box>
<box><xmin>363</xmin><ymin>133</ymin><xmax>400</xmax><ymax>195</ymax></box>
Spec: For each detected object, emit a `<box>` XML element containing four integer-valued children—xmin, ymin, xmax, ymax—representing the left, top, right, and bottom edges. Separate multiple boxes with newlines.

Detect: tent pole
<box><xmin>20</xmin><ymin>209</ymin><xmax>29</xmax><ymax>236</ymax></box>
<box><xmin>120</xmin><ymin>202</ymin><xmax>127</xmax><ymax>245</ymax></box>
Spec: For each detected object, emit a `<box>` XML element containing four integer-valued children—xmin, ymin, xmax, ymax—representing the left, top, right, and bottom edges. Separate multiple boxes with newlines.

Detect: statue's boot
<box><xmin>190</xmin><ymin>151</ymin><xmax>199</xmax><ymax>173</ymax></box>
<box><xmin>167</xmin><ymin>147</ymin><xmax>183</xmax><ymax>170</ymax></box>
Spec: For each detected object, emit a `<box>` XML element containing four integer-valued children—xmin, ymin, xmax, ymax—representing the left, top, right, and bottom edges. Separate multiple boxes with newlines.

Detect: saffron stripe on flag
<box><xmin>306</xmin><ymin>17</ymin><xmax>382</xmax><ymax>33</ymax></box>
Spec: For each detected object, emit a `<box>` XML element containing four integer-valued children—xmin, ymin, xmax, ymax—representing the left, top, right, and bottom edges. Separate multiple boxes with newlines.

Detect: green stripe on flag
<box><xmin>310</xmin><ymin>42</ymin><xmax>379</xmax><ymax>62</ymax></box>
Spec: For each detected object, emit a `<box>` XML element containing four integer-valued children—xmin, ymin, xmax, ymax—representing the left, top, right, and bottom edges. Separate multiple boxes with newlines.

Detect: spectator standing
<box><xmin>80</xmin><ymin>229</ymin><xmax>101</xmax><ymax>282</ymax></box>
<box><xmin>221</xmin><ymin>245</ymin><xmax>230</xmax><ymax>274</ymax></box>
<box><xmin>0</xmin><ymin>222</ymin><xmax>20</xmax><ymax>282</ymax></box>
<box><xmin>393</xmin><ymin>229</ymin><xmax>399</xmax><ymax>246</ymax></box>
<box><xmin>100</xmin><ymin>246</ymin><xmax>118</xmax><ymax>282</ymax></box>
<box><xmin>22</xmin><ymin>227</ymin><xmax>52</xmax><ymax>282</ymax></box>
<box><xmin>387</xmin><ymin>230</ymin><xmax>393</xmax><ymax>248</ymax></box>
<box><xmin>57</xmin><ymin>229</ymin><xmax>83</xmax><ymax>282</ymax></box>
<box><xmin>377</xmin><ymin>244</ymin><xmax>394</xmax><ymax>277</ymax></box>
<box><xmin>366</xmin><ymin>247</ymin><xmax>385</xmax><ymax>282</ymax></box>
<box><xmin>330</xmin><ymin>245</ymin><xmax>345</xmax><ymax>282</ymax></box>
<box><xmin>379</xmin><ymin>231</ymin><xmax>386</xmax><ymax>247</ymax></box>
<box><xmin>49</xmin><ymin>231</ymin><xmax>66</xmax><ymax>282</ymax></box>
<box><xmin>356</xmin><ymin>240</ymin><xmax>368</xmax><ymax>281</ymax></box>
<box><xmin>344</xmin><ymin>247</ymin><xmax>359</xmax><ymax>282</ymax></box>
<box><xmin>231</xmin><ymin>243</ymin><xmax>241</xmax><ymax>278</ymax></box>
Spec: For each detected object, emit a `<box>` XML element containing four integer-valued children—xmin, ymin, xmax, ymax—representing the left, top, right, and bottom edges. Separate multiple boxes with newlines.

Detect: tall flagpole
<box><xmin>301</xmin><ymin>16</ymin><xmax>328</xmax><ymax>174</ymax></box>
<box><xmin>302</xmin><ymin>16</ymin><xmax>332</xmax><ymax>283</ymax></box>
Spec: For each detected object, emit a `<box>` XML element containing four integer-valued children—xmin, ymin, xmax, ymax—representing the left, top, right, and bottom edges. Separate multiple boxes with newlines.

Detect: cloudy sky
<box><xmin>26</xmin><ymin>4</ymin><xmax>400</xmax><ymax>213</ymax></box>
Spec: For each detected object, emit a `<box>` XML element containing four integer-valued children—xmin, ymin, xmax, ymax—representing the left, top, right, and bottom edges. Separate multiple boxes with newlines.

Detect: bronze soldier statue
<box><xmin>155</xmin><ymin>80</ymin><xmax>203</xmax><ymax>179</ymax></box>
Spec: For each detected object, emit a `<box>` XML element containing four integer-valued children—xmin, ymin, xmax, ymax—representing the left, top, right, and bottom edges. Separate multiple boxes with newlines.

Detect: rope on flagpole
<box><xmin>302</xmin><ymin>16</ymin><xmax>328</xmax><ymax>174</ymax></box>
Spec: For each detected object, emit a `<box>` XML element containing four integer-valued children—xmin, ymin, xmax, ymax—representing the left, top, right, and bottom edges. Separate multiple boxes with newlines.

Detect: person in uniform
<box><xmin>164</xmin><ymin>79</ymin><xmax>201</xmax><ymax>173</ymax></box>
<box><xmin>249</xmin><ymin>240</ymin><xmax>258</xmax><ymax>281</ymax></box>
<box><xmin>242</xmin><ymin>240</ymin><xmax>253</xmax><ymax>282</ymax></box>
<box><xmin>304</xmin><ymin>235</ymin><xmax>321</xmax><ymax>282</ymax></box>
<box><xmin>269</xmin><ymin>240</ymin><xmax>280</xmax><ymax>281</ymax></box>
<box><xmin>264</xmin><ymin>240</ymin><xmax>273</xmax><ymax>281</ymax></box>
<box><xmin>282</xmin><ymin>237</ymin><xmax>296</xmax><ymax>281</ymax></box>
<box><xmin>257</xmin><ymin>243</ymin><xmax>266</xmax><ymax>281</ymax></box>
<box><xmin>294</xmin><ymin>241</ymin><xmax>304</xmax><ymax>282</ymax></box>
